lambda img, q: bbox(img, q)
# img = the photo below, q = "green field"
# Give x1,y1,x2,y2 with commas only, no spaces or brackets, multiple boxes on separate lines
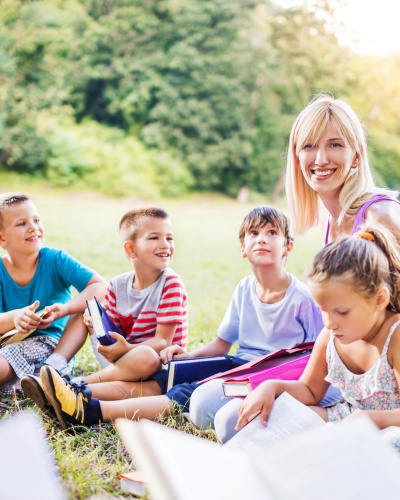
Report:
0,190,324,498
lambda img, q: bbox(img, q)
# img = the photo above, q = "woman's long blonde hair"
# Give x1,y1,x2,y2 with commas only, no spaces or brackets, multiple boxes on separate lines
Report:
285,93,397,235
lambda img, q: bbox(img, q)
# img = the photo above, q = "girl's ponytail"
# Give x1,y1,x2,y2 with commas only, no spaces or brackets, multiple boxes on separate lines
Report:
360,225,400,312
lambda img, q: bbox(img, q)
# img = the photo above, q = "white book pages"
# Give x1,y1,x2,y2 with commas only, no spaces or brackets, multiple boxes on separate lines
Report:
0,411,67,500
255,415,400,500
116,418,273,500
225,391,326,455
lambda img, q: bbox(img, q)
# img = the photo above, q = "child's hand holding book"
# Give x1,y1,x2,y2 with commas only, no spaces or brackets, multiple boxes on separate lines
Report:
97,332,131,363
83,307,93,332
236,379,280,430
14,300,45,334
160,344,188,364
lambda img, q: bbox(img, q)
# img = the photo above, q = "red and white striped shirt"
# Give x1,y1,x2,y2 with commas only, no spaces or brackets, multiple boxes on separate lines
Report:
105,267,188,349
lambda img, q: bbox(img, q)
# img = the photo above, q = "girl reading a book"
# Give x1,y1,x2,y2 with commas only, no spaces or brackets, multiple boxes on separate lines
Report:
236,225,400,452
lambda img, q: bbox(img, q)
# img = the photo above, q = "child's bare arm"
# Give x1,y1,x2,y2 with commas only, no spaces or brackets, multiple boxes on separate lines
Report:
161,337,232,363
98,322,178,364
40,273,107,328
236,331,331,430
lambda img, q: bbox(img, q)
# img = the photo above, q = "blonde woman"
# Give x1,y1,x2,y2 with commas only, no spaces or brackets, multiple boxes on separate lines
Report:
285,93,400,242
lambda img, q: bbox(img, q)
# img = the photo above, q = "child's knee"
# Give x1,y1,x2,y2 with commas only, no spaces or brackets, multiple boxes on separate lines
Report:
214,398,242,444
126,345,161,373
0,355,16,383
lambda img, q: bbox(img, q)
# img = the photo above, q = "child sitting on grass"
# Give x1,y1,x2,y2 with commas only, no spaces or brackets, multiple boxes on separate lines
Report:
23,205,336,432
235,225,400,453
0,192,107,392
22,206,188,425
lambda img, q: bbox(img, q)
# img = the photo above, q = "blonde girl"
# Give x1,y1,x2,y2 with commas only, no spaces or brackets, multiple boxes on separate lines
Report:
236,225,400,451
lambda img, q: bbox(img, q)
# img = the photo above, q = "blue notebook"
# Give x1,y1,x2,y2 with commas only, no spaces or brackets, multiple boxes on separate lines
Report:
86,296,123,346
166,355,233,391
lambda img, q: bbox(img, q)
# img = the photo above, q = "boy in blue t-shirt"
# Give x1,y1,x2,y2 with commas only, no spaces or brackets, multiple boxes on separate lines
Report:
23,205,339,432
0,193,107,392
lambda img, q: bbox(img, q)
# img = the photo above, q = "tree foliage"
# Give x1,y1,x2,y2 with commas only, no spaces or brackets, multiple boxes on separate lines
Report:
1,0,400,196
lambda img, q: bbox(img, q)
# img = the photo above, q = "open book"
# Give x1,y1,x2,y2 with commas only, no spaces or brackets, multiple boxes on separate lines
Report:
222,354,310,397
0,411,67,500
86,296,123,346
0,308,49,348
116,393,400,500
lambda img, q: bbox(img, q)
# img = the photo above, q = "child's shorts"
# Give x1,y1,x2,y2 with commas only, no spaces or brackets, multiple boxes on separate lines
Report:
147,356,248,412
0,336,58,394
145,369,197,411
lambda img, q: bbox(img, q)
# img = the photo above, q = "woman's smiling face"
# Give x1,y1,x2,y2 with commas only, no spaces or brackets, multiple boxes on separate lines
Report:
298,122,358,199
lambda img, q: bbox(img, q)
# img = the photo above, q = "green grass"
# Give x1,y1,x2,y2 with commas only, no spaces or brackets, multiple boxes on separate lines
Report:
0,188,324,499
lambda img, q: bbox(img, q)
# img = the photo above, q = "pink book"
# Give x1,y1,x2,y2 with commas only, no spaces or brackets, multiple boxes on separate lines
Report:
222,354,311,397
197,341,314,386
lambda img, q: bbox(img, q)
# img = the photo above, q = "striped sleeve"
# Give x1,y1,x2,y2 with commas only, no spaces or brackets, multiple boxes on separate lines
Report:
104,281,123,331
157,274,188,348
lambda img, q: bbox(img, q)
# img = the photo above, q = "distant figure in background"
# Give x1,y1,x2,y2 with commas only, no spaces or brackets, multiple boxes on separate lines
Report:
285,93,400,243
0,192,107,392
236,225,400,453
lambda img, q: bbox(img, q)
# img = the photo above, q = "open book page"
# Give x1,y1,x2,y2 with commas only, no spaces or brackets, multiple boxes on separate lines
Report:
255,415,400,500
225,391,326,455
116,418,273,500
0,411,67,500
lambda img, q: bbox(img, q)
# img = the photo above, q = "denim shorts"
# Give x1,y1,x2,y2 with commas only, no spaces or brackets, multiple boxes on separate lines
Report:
148,356,247,411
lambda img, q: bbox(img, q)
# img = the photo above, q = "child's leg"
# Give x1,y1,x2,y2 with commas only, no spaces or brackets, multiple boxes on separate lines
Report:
82,345,161,384
100,395,174,422
189,378,234,430
0,355,17,384
34,365,173,428
89,379,162,401
51,312,87,361
213,397,243,443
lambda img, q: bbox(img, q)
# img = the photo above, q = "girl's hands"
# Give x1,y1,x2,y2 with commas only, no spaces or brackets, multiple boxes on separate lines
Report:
235,380,278,431
98,332,130,363
14,300,42,333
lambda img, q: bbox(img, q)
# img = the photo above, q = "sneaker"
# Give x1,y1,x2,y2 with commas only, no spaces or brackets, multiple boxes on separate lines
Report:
40,365,93,430
21,375,56,420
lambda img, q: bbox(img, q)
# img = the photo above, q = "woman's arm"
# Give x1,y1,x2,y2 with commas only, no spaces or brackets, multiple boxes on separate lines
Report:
366,201,400,245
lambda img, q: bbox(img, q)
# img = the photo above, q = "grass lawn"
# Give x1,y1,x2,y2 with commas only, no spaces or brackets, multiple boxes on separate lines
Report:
0,189,324,499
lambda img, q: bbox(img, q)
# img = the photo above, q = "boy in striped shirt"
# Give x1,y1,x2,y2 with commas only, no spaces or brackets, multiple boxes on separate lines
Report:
22,207,188,424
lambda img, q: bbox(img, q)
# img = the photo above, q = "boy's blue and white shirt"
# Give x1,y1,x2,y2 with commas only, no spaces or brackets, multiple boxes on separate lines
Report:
0,247,95,341
217,274,324,361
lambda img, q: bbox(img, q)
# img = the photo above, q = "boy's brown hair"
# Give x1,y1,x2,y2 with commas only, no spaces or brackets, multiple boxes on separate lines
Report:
119,207,170,242
239,205,293,246
0,193,30,230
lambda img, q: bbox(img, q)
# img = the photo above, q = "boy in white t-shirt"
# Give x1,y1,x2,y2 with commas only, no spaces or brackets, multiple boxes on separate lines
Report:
22,206,336,431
